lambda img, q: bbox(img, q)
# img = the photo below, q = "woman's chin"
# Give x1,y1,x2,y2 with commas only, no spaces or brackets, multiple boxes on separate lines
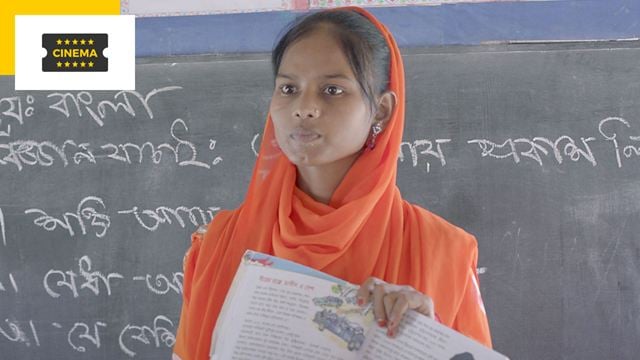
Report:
287,154,321,167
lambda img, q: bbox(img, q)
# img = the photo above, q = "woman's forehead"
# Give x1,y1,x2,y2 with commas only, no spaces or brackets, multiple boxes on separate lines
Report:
276,72,354,83
278,30,356,81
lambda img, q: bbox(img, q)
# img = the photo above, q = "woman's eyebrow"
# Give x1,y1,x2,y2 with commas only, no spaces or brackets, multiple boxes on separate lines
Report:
276,73,354,82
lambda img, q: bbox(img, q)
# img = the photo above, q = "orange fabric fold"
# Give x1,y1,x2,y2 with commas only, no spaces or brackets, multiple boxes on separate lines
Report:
173,6,492,359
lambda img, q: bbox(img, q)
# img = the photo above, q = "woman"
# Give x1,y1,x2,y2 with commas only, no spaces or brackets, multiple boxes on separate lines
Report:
173,6,491,359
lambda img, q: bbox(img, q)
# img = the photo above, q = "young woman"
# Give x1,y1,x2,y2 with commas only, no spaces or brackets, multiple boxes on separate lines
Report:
173,6,491,359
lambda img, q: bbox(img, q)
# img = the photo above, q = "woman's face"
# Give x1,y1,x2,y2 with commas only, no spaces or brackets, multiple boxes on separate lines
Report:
269,26,373,168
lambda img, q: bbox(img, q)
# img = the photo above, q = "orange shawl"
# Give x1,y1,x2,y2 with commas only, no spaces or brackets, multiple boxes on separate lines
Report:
173,6,491,359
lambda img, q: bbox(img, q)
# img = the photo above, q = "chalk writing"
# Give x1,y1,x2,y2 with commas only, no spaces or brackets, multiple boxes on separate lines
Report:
0,207,5,246
67,321,107,352
118,315,176,358
117,205,219,231
251,133,260,156
467,135,597,167
0,119,216,171
399,139,451,172
132,272,183,295
0,140,69,170
97,118,214,168
47,87,181,126
209,139,223,165
43,255,123,298
466,117,640,168
0,273,18,293
0,95,35,137
0,319,39,347
25,196,110,238
250,133,282,162
598,117,640,168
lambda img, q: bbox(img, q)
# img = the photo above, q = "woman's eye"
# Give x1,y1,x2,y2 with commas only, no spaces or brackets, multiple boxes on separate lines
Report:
324,86,344,96
278,84,343,96
279,84,295,95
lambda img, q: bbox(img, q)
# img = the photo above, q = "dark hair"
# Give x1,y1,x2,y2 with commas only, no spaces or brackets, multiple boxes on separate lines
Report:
271,9,391,115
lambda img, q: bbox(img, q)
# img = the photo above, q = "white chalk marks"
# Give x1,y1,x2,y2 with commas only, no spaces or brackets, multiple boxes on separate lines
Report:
25,196,110,238
0,95,35,137
43,256,123,298
467,117,640,169
2,317,175,357
598,117,640,168
1,119,222,171
47,87,182,127
24,195,219,237
399,138,451,173
0,319,39,347
0,207,6,246
0,273,18,293
132,273,183,295
118,315,176,357
252,117,640,171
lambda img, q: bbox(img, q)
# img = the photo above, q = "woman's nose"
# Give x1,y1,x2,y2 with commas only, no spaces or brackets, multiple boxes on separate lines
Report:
294,107,320,119
293,92,321,119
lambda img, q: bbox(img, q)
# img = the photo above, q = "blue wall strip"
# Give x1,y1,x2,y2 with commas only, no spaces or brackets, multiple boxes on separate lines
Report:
136,0,640,57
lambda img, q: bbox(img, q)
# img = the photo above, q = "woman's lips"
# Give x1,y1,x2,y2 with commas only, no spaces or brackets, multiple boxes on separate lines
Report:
291,129,321,144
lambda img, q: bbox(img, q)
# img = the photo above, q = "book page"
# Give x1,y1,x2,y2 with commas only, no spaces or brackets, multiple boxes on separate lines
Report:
360,310,508,360
211,251,508,360
211,262,376,360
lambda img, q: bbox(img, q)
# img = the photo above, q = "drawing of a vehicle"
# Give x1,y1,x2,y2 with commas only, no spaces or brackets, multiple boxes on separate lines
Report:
313,309,365,351
243,253,274,267
344,295,358,305
313,296,344,308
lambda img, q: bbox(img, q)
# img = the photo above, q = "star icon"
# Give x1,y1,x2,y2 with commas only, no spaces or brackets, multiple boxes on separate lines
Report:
64,61,70,67
72,61,78,67
72,39,78,45
64,39,70,45
80,61,86,67
88,61,94,67
80,39,86,45
56,61,62,67
88,39,94,45
56,39,62,45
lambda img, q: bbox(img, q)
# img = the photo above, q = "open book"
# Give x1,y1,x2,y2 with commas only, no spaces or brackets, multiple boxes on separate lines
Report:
211,250,509,360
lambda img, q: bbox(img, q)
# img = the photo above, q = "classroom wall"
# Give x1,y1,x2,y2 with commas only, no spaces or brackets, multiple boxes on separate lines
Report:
134,0,640,57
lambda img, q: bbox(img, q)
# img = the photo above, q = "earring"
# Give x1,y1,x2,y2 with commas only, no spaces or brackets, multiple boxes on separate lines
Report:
366,122,383,150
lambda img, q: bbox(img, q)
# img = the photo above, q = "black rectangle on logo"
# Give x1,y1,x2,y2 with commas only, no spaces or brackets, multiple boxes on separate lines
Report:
42,33,108,72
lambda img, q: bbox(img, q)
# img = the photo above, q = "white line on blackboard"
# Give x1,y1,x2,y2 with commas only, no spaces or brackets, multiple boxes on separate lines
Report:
9,273,18,293
0,207,5,246
251,133,260,156
29,320,40,347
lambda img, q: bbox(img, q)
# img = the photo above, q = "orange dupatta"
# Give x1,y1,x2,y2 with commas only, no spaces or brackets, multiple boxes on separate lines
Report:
173,6,492,359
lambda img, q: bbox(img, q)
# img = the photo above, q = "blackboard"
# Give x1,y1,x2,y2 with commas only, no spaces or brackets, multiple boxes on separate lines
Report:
2,42,639,359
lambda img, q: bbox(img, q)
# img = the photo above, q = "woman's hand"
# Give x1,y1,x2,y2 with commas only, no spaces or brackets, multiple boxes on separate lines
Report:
356,277,435,338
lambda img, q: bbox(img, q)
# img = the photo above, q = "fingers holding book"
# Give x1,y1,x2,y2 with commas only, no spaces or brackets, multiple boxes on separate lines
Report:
356,276,435,339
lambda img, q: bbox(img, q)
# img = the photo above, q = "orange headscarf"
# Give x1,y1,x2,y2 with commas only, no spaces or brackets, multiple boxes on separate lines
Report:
173,6,491,359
